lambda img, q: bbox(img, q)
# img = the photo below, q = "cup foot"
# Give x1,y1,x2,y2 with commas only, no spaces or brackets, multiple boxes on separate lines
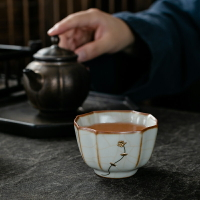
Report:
94,169,138,179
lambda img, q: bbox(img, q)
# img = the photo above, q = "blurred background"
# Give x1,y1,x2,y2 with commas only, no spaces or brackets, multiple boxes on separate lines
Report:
1,0,200,112
0,0,155,46
0,0,154,101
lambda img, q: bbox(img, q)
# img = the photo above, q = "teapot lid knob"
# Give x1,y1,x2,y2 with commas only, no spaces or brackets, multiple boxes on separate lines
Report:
33,35,78,61
51,35,59,45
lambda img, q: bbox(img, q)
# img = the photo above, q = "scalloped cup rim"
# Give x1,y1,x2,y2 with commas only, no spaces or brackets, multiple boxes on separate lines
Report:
74,110,158,134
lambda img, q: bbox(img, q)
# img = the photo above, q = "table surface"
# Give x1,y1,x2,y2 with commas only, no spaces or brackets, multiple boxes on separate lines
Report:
0,106,199,200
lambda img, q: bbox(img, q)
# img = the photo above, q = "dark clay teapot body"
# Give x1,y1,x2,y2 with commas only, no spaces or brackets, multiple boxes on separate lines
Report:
23,36,90,113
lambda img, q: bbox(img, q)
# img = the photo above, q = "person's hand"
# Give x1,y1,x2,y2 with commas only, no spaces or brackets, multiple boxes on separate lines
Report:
48,9,134,62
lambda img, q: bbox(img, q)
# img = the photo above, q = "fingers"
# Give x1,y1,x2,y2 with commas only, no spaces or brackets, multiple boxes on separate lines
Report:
47,8,134,62
47,9,100,36
74,29,94,48
58,28,94,51
59,29,76,50
75,37,109,62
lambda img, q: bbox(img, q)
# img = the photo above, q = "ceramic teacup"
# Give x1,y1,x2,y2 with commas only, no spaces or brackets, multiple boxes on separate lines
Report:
74,110,158,178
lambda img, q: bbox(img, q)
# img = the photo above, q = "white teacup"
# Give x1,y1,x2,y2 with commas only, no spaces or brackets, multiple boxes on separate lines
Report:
74,110,158,179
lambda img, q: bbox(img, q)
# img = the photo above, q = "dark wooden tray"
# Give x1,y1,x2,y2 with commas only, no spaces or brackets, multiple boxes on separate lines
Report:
0,91,139,138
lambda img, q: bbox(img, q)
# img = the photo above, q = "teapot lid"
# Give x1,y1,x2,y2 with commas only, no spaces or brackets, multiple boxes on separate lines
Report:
33,36,78,62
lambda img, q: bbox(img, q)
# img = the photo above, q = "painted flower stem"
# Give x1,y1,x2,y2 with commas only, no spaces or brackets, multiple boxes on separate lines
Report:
101,142,127,177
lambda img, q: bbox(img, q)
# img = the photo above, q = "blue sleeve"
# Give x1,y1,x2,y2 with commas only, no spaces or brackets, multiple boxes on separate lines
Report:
114,0,200,102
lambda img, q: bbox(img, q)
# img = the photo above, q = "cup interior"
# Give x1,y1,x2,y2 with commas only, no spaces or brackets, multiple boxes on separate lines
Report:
75,110,157,131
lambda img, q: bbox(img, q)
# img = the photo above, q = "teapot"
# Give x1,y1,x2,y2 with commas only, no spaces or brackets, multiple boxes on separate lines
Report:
23,36,90,114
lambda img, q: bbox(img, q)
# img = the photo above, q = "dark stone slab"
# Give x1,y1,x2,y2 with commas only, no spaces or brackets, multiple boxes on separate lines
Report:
0,106,199,200
0,92,139,138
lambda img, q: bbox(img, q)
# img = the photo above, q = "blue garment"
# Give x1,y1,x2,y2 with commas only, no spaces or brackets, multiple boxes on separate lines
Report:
112,0,200,102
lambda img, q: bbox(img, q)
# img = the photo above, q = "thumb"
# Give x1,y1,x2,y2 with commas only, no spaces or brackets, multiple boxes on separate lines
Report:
75,38,109,62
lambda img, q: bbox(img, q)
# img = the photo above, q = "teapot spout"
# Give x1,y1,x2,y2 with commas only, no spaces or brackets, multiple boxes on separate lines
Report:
23,68,43,91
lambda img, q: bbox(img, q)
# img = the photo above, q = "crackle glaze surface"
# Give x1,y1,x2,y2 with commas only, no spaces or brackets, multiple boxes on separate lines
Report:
74,111,158,178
